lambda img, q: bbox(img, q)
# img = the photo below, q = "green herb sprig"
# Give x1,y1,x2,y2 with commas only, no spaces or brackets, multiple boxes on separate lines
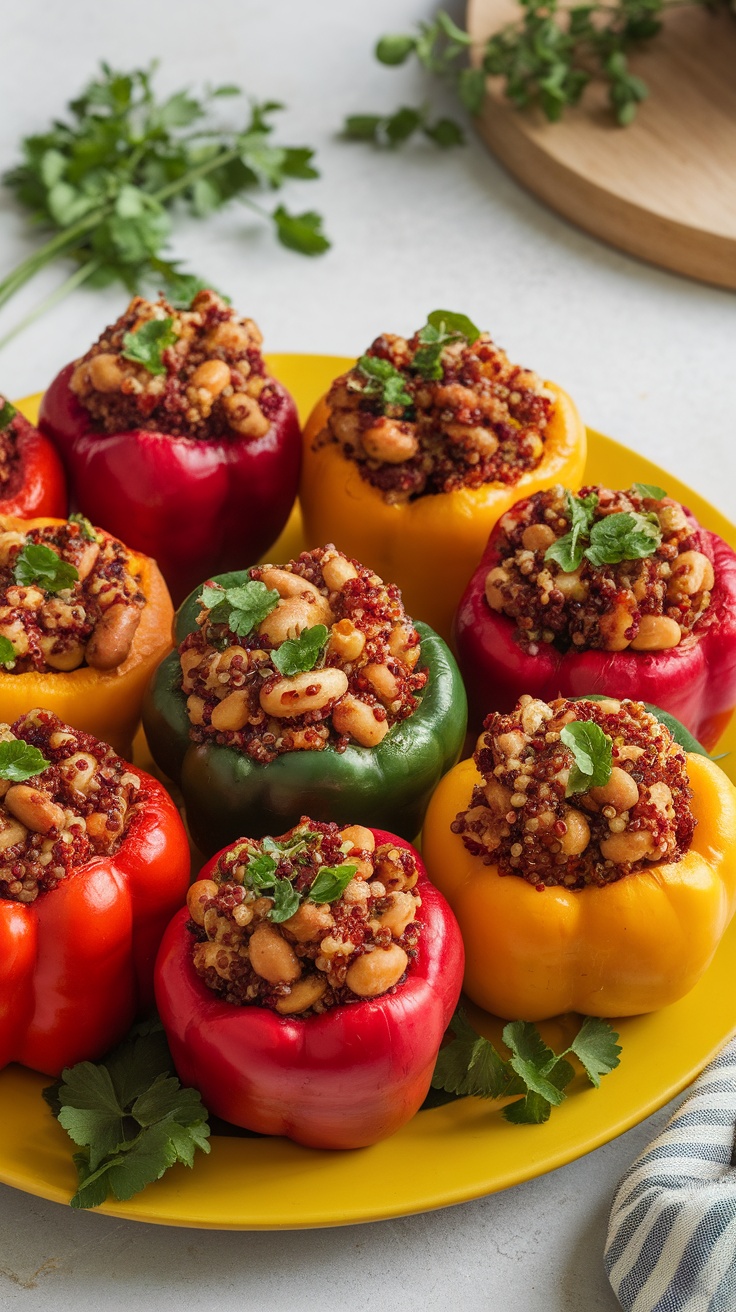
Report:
272,624,329,676
0,63,329,349
69,512,102,543
544,492,662,573
432,1010,621,1124
14,543,79,594
43,1019,210,1209
0,399,17,430
0,739,49,780
411,309,481,380
122,317,177,375
200,579,279,638
560,720,613,796
351,355,413,412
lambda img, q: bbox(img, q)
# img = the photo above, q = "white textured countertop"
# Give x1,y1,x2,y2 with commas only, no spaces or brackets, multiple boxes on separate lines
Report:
0,2,733,1308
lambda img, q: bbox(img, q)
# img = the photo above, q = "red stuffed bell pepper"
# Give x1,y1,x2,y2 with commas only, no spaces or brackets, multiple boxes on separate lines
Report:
0,395,66,518
39,290,300,605
155,820,464,1150
0,708,190,1077
454,483,736,750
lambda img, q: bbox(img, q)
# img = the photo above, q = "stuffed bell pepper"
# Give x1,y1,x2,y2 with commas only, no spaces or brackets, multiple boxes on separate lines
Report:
423,694,736,1020
143,545,466,853
39,289,301,605
155,819,464,1149
300,310,586,639
454,483,736,750
0,708,190,1076
0,513,172,757
0,396,66,519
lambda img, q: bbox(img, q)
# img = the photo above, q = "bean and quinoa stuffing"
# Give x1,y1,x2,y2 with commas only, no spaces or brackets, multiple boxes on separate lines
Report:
186,819,422,1015
452,695,695,890
0,398,25,494
180,546,428,761
0,709,144,904
0,518,144,673
321,320,553,503
69,290,280,441
485,484,715,654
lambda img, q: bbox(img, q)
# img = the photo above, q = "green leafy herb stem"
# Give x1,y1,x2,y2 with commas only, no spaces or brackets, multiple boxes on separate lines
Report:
560,720,613,796
352,355,413,413
14,543,79,594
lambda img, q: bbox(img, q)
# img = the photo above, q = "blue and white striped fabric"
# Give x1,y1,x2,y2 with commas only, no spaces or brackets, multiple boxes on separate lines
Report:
605,1037,736,1311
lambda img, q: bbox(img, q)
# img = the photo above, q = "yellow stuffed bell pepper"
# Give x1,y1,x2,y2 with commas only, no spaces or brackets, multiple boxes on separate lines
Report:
422,695,736,1020
300,312,586,639
0,514,172,757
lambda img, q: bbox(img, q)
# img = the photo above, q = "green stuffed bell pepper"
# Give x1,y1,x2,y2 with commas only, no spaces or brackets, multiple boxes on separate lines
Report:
143,546,467,854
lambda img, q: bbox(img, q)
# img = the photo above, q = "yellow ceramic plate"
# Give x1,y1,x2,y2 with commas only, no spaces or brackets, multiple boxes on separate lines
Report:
2,355,735,1230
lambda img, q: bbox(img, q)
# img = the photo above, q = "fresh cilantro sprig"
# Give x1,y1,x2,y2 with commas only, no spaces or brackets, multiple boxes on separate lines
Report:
309,864,359,903
344,106,465,149
0,739,49,780
200,579,279,638
0,63,329,349
432,1010,621,1124
0,637,16,669
14,543,79,593
631,482,666,500
43,1019,210,1210
544,494,662,573
411,308,481,380
272,624,328,676
239,842,358,921
122,317,177,375
560,721,613,796
0,399,17,429
352,355,413,413
69,512,102,543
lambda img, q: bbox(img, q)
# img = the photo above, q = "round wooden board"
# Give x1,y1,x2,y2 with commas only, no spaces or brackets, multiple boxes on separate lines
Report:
467,0,736,288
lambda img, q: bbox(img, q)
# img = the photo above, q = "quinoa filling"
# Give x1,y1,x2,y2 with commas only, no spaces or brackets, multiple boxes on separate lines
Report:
321,317,553,503
0,398,23,494
0,709,144,904
452,696,695,889
0,519,144,673
180,546,428,762
485,485,715,654
187,819,422,1015
70,290,280,441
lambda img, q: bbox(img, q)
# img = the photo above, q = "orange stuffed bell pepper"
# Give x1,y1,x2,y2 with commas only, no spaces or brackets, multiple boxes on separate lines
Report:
0,708,190,1076
422,693,736,1020
0,514,172,757
301,311,585,639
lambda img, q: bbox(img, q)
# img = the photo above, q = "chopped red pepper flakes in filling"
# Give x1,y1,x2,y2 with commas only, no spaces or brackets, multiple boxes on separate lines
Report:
180,546,428,762
0,400,21,493
187,819,422,1015
486,485,715,654
452,696,695,889
70,290,280,441
0,520,144,674
0,709,145,904
322,330,552,503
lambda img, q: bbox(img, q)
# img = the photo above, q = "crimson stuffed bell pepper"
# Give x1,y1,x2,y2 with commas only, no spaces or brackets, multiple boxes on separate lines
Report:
39,290,301,605
0,395,66,518
454,483,736,750
155,820,464,1149
0,708,190,1077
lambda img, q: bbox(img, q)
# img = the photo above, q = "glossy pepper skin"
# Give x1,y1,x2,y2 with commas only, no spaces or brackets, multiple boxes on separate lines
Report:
0,515,173,758
155,832,464,1149
454,512,736,751
0,404,66,519
422,729,736,1021
0,767,190,1077
300,383,586,641
143,574,467,854
39,362,302,606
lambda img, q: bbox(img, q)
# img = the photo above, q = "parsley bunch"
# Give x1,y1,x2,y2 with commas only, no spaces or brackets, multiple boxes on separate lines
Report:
433,1010,621,1124
346,2,725,139
235,829,358,923
0,63,329,349
544,490,662,573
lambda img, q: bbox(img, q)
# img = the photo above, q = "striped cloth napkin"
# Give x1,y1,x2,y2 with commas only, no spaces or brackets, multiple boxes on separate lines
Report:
604,1037,736,1311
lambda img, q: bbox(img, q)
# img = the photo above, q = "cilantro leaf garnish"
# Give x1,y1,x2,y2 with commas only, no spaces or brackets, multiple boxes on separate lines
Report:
431,1009,620,1126
43,1019,210,1209
272,206,330,256
243,853,279,889
631,482,666,500
309,864,359,903
411,308,482,380
0,739,49,781
354,355,413,412
0,399,17,430
269,879,301,923
272,624,328,676
584,511,662,567
560,720,613,796
0,636,16,668
200,579,279,638
14,543,79,594
122,317,177,375
544,491,598,573
69,512,102,543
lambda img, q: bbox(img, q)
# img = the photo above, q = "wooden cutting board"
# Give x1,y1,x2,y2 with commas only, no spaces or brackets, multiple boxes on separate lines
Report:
467,0,736,289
